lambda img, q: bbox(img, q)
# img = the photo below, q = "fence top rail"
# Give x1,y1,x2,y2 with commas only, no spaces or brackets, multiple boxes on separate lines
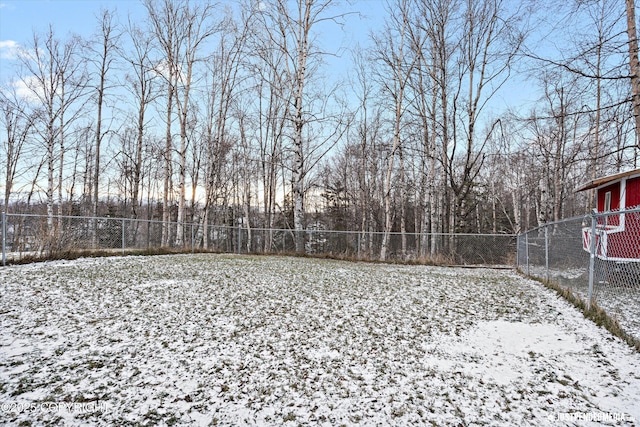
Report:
4,213,173,226
595,206,640,215
255,227,516,237
1,212,517,238
518,206,640,238
520,215,588,237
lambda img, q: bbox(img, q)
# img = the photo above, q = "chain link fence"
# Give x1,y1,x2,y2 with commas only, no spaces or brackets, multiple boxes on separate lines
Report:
517,207,640,343
4,210,638,342
1,212,516,266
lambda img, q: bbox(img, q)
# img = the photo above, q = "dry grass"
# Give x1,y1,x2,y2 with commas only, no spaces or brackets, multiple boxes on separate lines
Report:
524,272,640,353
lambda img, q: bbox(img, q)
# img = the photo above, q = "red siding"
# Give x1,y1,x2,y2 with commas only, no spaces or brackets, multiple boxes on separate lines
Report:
587,171,640,261
597,182,621,226
597,183,621,211
626,176,640,208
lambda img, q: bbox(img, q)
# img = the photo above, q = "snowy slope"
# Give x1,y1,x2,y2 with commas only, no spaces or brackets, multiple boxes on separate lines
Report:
0,254,638,426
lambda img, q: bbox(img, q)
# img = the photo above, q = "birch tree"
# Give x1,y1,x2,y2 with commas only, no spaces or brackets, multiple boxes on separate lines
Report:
19,27,87,232
414,0,458,244
446,0,521,232
246,2,292,250
371,0,419,260
408,12,440,257
260,0,348,253
88,9,120,237
123,20,158,219
173,1,218,247
349,47,384,257
199,7,251,249
144,0,180,246
0,85,36,209
625,0,640,147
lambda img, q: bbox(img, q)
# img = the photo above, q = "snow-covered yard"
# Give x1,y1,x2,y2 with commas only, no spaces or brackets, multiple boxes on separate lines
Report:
525,265,640,342
1,254,639,426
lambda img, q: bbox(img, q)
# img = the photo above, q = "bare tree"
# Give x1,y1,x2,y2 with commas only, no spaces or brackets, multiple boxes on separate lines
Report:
574,0,627,205
412,0,457,255
246,0,292,250
144,0,220,247
197,6,252,249
371,0,419,260
173,2,218,247
260,0,350,253
123,19,159,220
349,47,384,257
144,0,180,246
444,0,522,233
519,0,637,215
526,72,587,227
87,8,121,240
626,0,640,147
0,85,36,209
19,27,87,233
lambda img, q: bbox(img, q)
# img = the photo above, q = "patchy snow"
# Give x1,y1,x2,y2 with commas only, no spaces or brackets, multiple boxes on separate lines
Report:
526,265,640,341
1,254,639,426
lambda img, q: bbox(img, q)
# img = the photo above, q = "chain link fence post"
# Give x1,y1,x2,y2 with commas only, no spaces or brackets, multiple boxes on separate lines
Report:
587,210,597,310
2,212,6,266
516,233,520,270
237,225,241,254
517,210,640,344
525,232,530,276
545,225,550,283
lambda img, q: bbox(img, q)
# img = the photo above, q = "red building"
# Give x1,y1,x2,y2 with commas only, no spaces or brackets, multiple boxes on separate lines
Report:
578,168,640,262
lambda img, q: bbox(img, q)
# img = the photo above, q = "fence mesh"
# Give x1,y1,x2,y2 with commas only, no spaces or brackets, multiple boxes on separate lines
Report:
3,210,638,342
1,212,516,266
517,208,640,343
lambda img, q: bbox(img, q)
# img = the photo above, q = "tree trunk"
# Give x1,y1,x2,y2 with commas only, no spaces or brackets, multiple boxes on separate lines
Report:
399,146,407,258
291,1,312,254
162,81,174,247
626,0,640,148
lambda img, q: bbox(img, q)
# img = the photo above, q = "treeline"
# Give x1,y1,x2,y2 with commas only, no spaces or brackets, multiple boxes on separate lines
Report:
1,0,639,260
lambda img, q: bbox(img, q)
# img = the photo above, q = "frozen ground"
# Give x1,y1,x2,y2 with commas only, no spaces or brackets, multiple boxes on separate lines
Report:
1,254,639,426
525,265,640,342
